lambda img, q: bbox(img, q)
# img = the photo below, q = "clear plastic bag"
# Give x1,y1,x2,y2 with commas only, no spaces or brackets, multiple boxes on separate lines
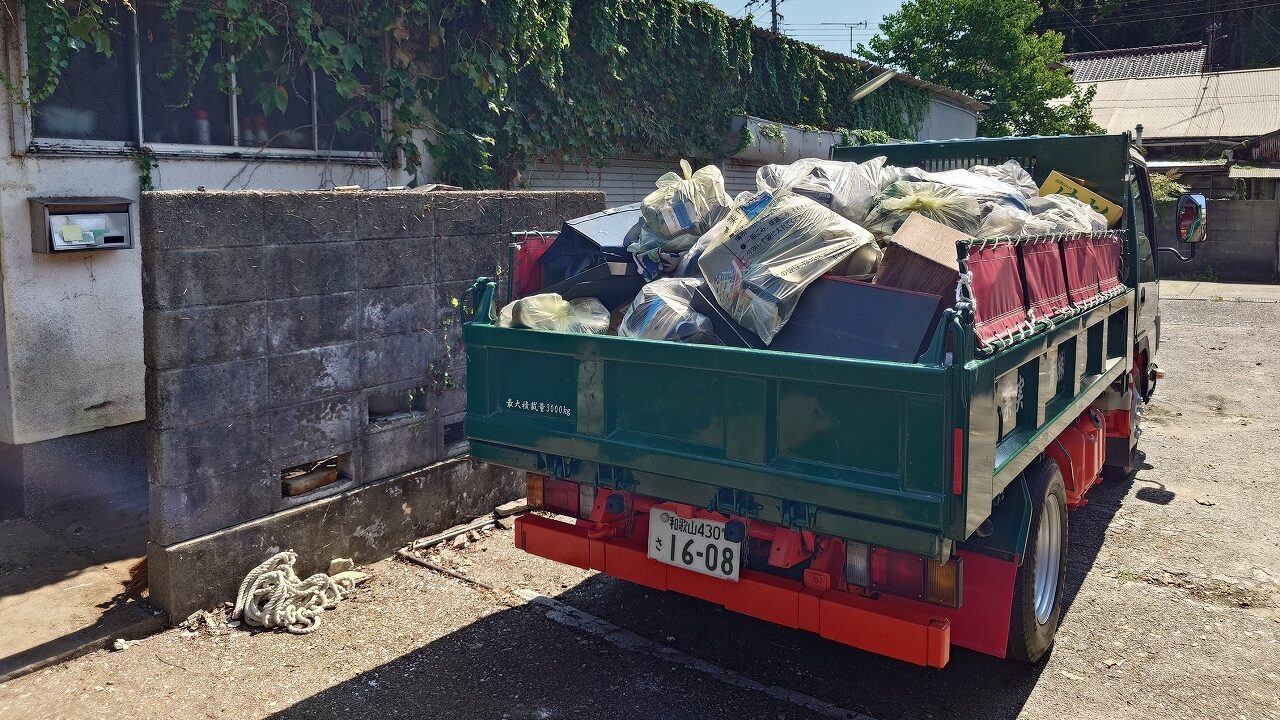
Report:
978,203,1057,237
756,156,899,223
1027,194,1109,232
619,278,721,344
924,168,1029,210
971,160,1038,199
697,192,874,344
863,181,982,240
496,293,610,334
640,159,732,244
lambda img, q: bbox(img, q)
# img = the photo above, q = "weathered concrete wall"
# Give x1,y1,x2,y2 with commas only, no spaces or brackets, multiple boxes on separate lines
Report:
148,456,520,619
1156,200,1280,282
143,188,604,616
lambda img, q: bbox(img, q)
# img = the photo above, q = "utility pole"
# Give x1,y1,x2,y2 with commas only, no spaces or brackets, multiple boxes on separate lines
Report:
820,21,870,55
746,0,784,34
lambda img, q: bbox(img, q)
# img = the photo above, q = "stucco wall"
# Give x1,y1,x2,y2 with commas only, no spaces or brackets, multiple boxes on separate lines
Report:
917,99,980,142
0,84,406,445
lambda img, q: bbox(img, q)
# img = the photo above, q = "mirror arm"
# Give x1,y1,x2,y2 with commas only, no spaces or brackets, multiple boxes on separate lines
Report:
1158,244,1197,262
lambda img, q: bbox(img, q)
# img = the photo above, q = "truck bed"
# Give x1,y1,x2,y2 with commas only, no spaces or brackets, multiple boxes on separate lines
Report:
464,279,1134,559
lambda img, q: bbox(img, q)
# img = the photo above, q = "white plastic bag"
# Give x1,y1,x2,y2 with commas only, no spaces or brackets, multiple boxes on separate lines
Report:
640,159,732,244
863,181,982,240
1027,194,1108,232
755,156,899,223
496,293,610,334
978,203,1056,238
619,278,720,344
697,192,874,343
924,168,1028,210
971,160,1038,199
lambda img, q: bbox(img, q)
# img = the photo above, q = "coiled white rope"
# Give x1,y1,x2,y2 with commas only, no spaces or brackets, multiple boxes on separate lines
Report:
232,551,366,635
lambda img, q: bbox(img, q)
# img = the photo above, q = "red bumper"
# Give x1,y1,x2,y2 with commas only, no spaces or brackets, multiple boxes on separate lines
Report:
516,512,953,668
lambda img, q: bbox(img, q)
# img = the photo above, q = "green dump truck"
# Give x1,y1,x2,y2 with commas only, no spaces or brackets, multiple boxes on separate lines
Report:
463,134,1206,667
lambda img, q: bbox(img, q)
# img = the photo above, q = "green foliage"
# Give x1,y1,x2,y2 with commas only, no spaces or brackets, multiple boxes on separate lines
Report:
1149,171,1188,202
12,0,933,188
759,123,786,152
851,128,890,145
862,0,1103,137
130,146,158,191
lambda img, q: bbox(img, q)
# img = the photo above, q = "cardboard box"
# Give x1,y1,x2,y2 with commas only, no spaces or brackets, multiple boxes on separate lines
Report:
1038,170,1124,228
872,213,966,300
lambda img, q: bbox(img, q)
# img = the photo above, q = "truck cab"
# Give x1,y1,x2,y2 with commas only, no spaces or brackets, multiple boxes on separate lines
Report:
463,133,1207,668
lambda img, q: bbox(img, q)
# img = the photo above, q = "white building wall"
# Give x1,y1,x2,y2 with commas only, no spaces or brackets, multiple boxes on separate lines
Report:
917,98,980,141
0,68,405,445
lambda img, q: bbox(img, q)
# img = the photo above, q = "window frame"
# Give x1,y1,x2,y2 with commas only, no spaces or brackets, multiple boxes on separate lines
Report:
1128,162,1159,282
16,5,384,164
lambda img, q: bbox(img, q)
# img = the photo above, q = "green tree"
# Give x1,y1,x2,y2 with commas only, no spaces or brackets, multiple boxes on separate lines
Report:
861,0,1103,136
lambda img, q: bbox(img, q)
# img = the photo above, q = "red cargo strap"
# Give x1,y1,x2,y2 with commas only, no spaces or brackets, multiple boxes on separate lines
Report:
1062,234,1100,305
1091,233,1124,294
967,242,1029,348
1020,238,1071,322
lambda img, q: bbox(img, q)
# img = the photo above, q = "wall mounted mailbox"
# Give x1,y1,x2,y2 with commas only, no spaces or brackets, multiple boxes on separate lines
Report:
30,197,134,253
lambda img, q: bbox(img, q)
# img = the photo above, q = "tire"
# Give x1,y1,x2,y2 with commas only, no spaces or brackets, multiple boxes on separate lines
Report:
1007,460,1069,664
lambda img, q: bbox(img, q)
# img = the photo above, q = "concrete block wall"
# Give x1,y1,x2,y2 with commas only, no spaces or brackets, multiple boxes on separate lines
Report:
1156,200,1279,282
142,189,604,615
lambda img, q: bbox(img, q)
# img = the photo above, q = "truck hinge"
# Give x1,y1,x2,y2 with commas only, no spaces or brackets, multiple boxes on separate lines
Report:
710,488,761,518
781,500,817,530
595,464,635,491
537,454,580,480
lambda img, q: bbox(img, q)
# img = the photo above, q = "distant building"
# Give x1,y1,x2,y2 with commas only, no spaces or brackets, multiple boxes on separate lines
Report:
1064,43,1207,83
1067,46,1280,199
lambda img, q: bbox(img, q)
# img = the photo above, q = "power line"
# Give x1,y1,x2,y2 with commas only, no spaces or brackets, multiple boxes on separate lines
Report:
1039,1,1280,30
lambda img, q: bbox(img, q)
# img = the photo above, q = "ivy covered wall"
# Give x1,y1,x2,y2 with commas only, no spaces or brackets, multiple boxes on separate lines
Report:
11,0,933,189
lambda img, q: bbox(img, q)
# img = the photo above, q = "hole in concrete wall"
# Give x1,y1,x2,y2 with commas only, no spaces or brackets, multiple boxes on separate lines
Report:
443,419,467,457
368,385,431,428
281,453,352,497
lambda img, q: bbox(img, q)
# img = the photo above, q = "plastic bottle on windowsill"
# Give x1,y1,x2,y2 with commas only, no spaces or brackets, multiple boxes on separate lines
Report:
256,116,270,145
194,109,211,145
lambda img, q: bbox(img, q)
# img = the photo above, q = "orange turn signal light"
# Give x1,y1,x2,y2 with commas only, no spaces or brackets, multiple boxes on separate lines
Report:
526,473,547,509
925,557,963,607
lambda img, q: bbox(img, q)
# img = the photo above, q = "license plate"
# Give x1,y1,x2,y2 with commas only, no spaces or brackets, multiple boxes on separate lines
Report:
647,509,741,581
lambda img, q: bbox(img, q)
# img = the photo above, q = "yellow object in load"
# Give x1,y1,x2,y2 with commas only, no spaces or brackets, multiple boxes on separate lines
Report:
1039,170,1123,228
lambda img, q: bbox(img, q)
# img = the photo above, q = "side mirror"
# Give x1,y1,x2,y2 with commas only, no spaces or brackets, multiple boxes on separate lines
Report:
1176,193,1207,244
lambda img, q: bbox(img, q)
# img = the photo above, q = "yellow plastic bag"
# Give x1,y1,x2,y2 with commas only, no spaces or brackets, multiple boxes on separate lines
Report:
496,293,609,334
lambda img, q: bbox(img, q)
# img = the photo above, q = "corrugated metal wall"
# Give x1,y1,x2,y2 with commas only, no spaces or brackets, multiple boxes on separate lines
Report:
524,157,764,206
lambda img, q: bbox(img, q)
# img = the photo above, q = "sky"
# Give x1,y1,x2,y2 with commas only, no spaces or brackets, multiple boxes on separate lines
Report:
704,0,906,57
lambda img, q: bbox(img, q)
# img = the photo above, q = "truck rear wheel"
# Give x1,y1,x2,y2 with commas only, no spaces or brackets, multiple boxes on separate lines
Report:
1007,460,1069,664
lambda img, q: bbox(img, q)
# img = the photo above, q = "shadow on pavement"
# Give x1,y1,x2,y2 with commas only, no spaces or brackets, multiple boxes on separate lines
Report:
273,464,1140,720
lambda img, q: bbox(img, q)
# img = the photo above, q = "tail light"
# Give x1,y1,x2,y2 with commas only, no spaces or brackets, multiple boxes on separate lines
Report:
526,473,590,518
845,541,962,608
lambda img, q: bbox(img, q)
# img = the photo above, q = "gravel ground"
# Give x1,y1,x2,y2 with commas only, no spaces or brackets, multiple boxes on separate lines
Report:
1,295,1278,720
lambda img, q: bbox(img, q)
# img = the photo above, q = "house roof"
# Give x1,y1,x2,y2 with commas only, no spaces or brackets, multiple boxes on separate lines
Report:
1065,43,1206,82
1083,67,1280,141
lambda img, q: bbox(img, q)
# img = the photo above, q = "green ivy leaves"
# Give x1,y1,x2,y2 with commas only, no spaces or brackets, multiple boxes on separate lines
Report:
13,0,930,189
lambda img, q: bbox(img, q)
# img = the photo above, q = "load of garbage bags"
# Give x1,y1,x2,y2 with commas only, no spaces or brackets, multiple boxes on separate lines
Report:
494,155,1118,358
